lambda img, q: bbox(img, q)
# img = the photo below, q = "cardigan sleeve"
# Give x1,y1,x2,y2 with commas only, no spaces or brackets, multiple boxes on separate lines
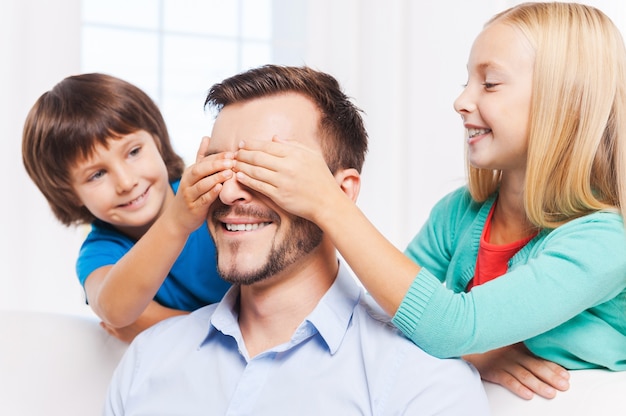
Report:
393,210,626,359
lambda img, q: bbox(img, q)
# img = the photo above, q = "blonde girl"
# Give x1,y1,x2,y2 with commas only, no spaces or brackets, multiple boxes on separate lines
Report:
232,2,626,400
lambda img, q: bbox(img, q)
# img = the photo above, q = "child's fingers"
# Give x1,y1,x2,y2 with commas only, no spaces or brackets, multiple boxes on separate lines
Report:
489,369,536,400
238,138,285,156
239,137,314,157
189,153,234,180
235,171,278,200
233,158,282,185
235,145,288,173
519,354,570,393
195,136,211,163
192,169,232,201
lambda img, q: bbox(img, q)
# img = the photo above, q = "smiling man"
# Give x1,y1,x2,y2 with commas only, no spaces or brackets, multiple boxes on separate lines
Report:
104,65,489,416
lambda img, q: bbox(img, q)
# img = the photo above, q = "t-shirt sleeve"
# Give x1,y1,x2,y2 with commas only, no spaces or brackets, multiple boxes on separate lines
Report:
75,223,134,288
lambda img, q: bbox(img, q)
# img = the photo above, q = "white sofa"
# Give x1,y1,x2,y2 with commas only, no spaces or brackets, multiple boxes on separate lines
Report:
0,309,127,415
1,309,624,415
485,369,626,415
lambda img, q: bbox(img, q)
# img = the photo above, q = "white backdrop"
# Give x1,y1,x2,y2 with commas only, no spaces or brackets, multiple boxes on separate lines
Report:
1,0,624,316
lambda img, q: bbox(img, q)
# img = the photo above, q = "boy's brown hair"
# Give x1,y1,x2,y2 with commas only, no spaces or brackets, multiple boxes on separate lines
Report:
23,73,185,226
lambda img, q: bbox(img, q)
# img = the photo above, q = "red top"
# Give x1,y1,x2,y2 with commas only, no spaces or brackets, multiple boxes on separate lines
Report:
467,204,536,291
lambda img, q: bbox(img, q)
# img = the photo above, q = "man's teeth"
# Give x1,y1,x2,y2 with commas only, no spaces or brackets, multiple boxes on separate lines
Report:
468,128,491,138
225,222,270,232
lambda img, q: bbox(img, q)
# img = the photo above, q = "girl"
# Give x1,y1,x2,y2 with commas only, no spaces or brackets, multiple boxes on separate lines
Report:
231,2,626,400
23,73,232,342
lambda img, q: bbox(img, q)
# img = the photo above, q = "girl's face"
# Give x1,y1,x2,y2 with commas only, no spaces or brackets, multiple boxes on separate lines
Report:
453,22,535,175
70,130,172,239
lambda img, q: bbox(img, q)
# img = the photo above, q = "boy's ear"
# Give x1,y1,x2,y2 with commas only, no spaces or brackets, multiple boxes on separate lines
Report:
334,168,361,202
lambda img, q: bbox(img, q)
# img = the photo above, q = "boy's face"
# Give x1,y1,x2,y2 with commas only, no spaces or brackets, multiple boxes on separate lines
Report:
69,130,171,238
205,93,325,285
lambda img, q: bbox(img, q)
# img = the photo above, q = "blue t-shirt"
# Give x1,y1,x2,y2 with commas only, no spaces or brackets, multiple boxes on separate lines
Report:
75,180,230,311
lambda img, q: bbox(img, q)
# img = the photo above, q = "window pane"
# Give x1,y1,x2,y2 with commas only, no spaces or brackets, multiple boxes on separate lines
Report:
242,0,271,39
161,95,214,164
81,27,160,97
241,42,272,69
82,0,159,29
162,35,240,162
163,0,238,36
162,36,239,92
81,0,306,164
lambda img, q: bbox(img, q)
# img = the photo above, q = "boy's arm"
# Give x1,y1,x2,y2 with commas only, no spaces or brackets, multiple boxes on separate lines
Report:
99,300,188,343
85,137,233,328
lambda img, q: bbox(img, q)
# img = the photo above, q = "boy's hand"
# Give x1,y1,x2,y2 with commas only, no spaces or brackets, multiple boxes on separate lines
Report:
169,136,233,233
233,137,340,222
464,343,570,400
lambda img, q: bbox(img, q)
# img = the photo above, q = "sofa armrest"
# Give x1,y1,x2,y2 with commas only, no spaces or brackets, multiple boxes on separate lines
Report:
485,368,626,415
0,309,128,416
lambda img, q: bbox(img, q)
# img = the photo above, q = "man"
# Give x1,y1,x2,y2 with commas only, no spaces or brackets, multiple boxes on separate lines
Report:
104,65,489,415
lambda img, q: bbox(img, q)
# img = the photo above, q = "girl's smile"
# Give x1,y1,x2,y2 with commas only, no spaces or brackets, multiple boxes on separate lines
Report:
454,22,534,174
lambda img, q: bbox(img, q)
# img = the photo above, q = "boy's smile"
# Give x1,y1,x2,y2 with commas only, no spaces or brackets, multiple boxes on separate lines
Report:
70,130,171,239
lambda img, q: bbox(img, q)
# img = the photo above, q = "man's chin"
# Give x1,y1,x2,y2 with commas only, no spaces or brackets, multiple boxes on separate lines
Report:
218,264,269,286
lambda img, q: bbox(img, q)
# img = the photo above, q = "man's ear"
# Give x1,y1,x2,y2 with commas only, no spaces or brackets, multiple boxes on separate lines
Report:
334,168,361,202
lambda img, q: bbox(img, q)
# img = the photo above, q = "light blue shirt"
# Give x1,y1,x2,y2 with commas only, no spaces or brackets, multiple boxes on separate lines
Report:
104,262,489,415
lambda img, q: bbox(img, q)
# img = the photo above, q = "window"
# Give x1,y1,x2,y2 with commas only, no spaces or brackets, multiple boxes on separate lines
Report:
81,0,306,162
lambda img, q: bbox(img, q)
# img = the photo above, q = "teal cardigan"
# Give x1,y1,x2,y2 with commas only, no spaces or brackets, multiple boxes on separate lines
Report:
393,186,626,370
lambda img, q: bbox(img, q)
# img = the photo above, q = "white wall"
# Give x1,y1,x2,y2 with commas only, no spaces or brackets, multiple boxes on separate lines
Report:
2,0,625,316
0,0,91,316
303,1,497,249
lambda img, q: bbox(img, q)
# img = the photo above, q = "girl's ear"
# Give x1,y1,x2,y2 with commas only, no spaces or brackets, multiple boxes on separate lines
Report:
334,168,361,203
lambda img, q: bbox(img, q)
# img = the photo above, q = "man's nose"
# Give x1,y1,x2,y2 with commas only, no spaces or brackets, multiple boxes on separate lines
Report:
218,175,252,205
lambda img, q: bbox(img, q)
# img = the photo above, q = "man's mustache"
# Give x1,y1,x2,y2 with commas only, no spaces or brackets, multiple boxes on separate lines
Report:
211,204,280,223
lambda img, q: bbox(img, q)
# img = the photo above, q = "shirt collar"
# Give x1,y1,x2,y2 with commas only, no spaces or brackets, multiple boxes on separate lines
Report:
202,261,362,355
304,262,361,354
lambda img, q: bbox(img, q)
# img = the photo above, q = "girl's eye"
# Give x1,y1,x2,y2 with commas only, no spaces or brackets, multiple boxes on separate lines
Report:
483,82,499,89
129,146,141,157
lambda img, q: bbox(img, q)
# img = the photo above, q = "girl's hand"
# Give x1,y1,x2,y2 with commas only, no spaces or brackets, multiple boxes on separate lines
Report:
169,136,233,233
464,343,570,400
234,137,341,222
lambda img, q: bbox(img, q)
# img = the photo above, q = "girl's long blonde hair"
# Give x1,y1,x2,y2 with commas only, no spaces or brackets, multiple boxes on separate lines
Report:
467,2,626,229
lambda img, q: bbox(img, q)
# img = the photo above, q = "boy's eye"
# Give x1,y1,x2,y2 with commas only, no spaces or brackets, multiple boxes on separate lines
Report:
88,170,105,182
129,146,141,157
483,82,499,89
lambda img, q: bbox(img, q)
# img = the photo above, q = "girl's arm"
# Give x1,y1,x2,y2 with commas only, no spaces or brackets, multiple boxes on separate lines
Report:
234,138,417,316
85,137,232,328
235,139,584,400
234,139,626,356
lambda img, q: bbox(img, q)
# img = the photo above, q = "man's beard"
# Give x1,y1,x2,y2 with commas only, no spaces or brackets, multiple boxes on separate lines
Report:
212,207,324,285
